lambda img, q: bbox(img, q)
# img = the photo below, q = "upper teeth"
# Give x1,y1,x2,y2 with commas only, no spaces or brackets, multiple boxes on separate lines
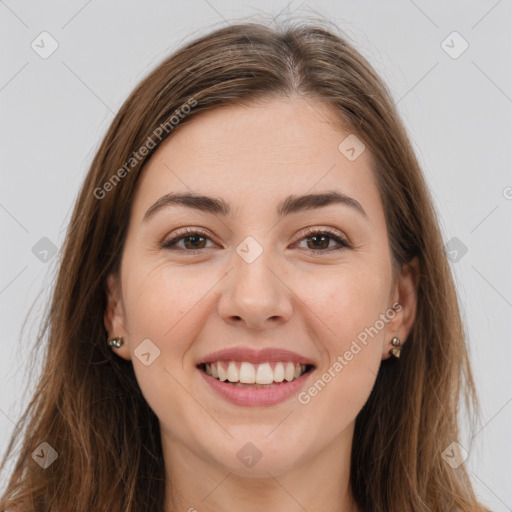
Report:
204,361,307,384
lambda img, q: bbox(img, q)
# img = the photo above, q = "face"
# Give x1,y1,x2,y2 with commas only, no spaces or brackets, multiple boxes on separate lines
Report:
105,96,418,478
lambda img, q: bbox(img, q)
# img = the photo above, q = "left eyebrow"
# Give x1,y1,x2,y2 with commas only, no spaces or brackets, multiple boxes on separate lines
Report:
142,191,369,222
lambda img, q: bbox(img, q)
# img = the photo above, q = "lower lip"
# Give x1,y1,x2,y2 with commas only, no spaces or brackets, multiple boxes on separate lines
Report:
198,367,314,407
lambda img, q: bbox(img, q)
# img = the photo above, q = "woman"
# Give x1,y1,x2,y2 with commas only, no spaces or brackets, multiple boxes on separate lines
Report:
0,18,491,512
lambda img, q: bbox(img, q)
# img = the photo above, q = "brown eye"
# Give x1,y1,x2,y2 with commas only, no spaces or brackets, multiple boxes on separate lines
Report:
162,229,214,252
296,228,351,254
307,234,331,250
181,234,208,250
161,227,351,255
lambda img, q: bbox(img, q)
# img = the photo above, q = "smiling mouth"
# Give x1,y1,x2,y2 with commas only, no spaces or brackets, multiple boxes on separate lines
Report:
198,361,315,388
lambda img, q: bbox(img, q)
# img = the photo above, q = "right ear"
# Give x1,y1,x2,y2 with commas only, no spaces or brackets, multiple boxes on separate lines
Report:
104,273,131,360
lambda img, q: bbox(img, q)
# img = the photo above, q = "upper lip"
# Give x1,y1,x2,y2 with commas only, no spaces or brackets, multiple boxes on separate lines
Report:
197,347,316,367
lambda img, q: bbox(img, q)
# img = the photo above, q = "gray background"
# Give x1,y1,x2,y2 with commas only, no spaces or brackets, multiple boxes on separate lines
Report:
1,1,511,509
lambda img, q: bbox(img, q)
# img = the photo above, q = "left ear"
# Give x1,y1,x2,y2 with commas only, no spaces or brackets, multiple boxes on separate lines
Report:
382,256,420,359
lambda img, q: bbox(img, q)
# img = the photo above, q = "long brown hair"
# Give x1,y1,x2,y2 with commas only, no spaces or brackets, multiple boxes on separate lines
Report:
0,18,491,512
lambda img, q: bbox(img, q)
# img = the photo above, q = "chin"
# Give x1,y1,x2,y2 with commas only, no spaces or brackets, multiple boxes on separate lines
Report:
202,428,309,477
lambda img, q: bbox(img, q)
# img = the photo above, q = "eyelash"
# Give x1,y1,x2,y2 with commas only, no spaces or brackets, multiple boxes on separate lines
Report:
161,226,352,255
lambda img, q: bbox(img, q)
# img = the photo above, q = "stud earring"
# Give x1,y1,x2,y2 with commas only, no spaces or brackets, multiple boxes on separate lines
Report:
108,337,123,349
390,337,401,358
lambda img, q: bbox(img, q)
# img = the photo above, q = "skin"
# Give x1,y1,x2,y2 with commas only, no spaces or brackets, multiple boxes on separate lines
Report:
104,96,419,512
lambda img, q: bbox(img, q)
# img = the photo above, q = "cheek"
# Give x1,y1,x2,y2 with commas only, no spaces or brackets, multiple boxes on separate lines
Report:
294,263,389,416
300,261,390,350
123,262,215,344
121,264,217,436
121,260,233,407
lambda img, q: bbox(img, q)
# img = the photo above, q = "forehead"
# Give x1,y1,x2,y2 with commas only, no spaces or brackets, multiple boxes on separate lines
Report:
131,97,383,224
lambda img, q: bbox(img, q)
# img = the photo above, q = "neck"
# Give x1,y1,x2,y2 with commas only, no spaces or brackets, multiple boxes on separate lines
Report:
162,423,359,512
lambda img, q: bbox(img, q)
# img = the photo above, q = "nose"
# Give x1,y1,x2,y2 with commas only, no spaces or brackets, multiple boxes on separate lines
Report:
217,246,293,330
